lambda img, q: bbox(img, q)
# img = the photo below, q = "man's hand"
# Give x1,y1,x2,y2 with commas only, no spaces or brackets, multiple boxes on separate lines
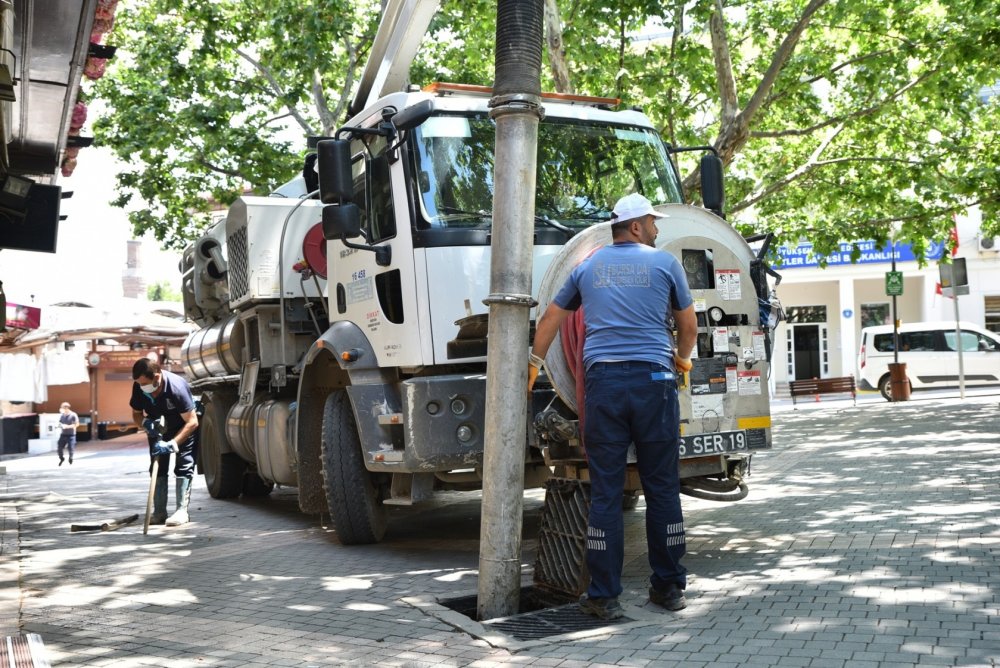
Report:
528,352,544,393
142,418,159,436
151,440,179,456
674,354,693,374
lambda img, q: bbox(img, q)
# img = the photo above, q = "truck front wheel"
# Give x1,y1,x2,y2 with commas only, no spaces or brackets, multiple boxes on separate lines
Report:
321,389,388,544
200,390,245,499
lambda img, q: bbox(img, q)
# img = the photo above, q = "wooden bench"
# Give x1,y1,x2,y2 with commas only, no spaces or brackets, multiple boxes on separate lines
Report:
788,376,857,406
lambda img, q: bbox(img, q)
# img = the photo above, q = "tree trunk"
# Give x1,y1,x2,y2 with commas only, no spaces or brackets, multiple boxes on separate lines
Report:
544,0,573,93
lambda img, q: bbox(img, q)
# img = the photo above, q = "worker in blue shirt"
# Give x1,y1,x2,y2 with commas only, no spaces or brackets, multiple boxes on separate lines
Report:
529,193,697,619
130,358,199,526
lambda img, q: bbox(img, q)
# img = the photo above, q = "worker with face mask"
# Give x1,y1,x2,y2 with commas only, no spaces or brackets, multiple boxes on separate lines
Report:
130,358,200,526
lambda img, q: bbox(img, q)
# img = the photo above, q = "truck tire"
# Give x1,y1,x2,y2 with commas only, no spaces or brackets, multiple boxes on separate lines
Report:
321,389,387,545
201,390,245,499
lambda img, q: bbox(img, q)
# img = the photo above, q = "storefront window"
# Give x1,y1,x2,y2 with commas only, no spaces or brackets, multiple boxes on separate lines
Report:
784,305,827,323
985,296,1000,334
861,303,890,328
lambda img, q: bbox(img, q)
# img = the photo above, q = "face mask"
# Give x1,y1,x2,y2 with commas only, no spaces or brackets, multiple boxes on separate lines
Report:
140,383,157,394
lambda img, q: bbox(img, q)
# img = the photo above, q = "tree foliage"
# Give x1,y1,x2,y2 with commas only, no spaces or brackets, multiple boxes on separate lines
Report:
92,0,380,249
93,0,1000,259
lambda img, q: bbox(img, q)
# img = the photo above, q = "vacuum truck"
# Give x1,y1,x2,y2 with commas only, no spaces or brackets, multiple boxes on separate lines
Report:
178,0,780,545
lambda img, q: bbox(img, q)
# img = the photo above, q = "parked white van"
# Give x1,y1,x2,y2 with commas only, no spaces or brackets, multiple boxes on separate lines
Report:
857,321,1000,400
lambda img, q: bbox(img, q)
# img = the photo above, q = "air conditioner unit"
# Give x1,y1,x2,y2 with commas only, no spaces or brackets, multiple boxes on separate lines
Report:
979,236,1000,252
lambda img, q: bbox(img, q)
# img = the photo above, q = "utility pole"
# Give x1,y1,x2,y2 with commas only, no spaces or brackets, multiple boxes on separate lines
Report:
478,0,544,620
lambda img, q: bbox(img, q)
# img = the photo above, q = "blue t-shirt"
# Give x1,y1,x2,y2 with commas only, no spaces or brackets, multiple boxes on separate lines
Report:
553,241,693,370
129,369,196,441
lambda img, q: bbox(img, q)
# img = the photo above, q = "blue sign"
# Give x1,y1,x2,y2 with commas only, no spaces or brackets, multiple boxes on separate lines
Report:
843,309,853,318
777,240,945,269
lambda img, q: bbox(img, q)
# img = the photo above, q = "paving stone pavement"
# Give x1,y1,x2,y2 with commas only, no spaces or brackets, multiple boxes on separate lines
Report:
1,394,998,667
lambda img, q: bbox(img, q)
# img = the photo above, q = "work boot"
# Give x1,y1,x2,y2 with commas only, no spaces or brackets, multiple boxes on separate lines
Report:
151,477,169,525
578,595,624,620
649,583,687,611
166,477,192,526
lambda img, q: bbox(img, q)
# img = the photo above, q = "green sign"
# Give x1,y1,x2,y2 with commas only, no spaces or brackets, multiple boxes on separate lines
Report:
885,271,904,296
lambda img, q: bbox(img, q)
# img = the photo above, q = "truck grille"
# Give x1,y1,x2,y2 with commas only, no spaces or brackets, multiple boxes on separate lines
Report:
228,225,249,303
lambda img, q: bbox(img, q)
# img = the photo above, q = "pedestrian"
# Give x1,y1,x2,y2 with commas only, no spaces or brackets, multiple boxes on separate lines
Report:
57,401,79,466
130,358,199,526
528,193,697,619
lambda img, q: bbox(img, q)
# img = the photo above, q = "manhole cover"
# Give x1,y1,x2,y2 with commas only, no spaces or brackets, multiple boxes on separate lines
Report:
484,602,634,641
407,585,659,651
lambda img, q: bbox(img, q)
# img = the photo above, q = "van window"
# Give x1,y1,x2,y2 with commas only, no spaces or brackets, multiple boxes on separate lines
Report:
944,330,1000,352
871,331,938,352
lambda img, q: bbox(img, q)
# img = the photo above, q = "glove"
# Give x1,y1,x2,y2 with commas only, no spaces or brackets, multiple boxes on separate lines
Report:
151,439,179,456
527,352,544,393
674,354,693,374
142,418,159,435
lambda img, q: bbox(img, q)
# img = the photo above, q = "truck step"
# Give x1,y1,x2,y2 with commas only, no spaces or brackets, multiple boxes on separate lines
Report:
377,413,404,425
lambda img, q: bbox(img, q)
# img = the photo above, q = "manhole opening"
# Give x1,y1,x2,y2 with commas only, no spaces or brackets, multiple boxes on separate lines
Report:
438,585,634,642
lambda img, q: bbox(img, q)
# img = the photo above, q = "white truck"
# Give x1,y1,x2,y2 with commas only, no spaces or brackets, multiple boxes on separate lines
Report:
178,0,779,544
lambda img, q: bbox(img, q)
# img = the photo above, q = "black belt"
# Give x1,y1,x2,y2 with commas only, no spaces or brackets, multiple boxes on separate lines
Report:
590,361,665,370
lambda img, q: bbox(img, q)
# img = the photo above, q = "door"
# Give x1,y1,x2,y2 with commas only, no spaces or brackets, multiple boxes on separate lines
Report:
786,324,829,380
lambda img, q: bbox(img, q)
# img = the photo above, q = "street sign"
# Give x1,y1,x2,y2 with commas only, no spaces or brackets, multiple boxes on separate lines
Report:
885,271,904,296
939,258,968,289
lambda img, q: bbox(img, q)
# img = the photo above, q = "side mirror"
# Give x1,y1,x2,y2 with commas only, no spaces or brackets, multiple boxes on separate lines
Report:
317,140,354,205
392,100,434,132
322,203,362,240
700,153,724,216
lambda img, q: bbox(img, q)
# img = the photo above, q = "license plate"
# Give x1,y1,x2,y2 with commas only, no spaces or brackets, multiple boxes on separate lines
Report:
679,430,748,457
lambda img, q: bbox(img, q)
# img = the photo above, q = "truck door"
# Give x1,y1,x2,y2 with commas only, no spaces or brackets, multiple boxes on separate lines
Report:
327,130,423,367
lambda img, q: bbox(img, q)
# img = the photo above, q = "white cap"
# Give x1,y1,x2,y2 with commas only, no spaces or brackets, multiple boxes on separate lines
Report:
611,193,667,222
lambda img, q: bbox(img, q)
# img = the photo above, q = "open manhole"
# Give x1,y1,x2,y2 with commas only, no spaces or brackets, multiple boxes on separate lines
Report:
405,585,660,651
442,586,634,641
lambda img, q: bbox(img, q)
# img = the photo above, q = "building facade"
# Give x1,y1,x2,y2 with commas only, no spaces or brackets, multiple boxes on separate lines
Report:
770,208,997,388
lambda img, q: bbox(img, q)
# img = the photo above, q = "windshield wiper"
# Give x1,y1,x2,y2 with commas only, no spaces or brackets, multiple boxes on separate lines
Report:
534,214,575,238
436,205,492,221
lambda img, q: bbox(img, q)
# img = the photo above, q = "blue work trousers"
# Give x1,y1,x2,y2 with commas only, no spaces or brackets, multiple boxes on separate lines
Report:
583,361,687,599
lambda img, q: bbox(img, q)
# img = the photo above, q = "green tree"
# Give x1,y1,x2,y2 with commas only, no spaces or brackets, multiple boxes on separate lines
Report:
147,281,182,302
92,0,380,249
527,0,1000,260
93,0,1000,259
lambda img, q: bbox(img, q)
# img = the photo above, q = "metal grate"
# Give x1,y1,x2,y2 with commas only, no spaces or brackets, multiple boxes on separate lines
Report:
484,603,633,641
228,225,249,303
533,477,590,598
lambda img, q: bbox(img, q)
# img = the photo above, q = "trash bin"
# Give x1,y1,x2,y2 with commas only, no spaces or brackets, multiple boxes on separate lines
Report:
0,414,36,454
888,362,910,401
97,421,110,440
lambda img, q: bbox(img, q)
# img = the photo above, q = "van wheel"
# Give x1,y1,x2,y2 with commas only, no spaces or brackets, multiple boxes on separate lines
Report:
878,374,911,401
321,389,388,545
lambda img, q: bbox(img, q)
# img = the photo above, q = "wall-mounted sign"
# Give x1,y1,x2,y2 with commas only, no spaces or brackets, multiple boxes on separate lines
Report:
4,303,41,330
842,309,853,319
778,239,945,269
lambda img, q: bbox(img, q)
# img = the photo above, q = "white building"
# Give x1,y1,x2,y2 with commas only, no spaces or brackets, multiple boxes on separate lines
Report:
770,207,998,387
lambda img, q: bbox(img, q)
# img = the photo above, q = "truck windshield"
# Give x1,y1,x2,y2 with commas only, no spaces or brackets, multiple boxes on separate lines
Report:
411,113,682,230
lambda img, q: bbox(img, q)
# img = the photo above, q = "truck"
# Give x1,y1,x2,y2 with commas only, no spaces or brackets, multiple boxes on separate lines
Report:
178,0,780,545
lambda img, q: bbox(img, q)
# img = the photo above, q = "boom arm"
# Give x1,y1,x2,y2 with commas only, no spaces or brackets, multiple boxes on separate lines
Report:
348,0,441,117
